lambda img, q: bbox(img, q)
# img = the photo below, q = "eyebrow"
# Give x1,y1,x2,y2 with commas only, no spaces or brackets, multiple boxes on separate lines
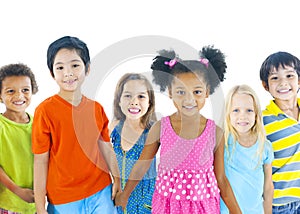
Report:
123,91,147,94
175,86,203,89
54,59,82,66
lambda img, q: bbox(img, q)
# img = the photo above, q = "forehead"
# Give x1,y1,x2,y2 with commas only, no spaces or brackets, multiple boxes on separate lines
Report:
269,64,296,75
2,75,31,85
123,79,148,91
172,72,206,86
231,93,254,106
54,48,82,63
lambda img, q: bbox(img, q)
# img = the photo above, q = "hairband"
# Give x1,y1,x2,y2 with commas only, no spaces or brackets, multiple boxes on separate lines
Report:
199,58,209,68
164,59,177,68
165,58,209,69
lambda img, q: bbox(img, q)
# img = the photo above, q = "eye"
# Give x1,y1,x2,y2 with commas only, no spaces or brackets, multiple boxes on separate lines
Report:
247,109,254,113
194,90,202,95
123,94,131,98
56,66,64,71
270,76,278,81
72,64,81,69
22,88,31,93
232,109,239,113
6,89,14,94
138,94,146,99
287,73,295,78
177,90,185,95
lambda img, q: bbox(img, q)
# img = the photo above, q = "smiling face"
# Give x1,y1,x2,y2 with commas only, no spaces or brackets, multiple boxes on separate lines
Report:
169,72,209,117
0,75,32,114
264,65,300,101
119,79,150,121
229,93,256,135
53,48,88,93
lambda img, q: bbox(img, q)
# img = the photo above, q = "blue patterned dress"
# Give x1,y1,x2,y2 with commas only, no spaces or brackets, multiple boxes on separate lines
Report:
111,120,157,214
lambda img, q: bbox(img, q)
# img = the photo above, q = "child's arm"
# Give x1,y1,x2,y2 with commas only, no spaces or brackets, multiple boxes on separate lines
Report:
98,139,121,199
0,167,34,203
114,121,161,210
263,163,274,214
34,152,49,214
214,127,242,214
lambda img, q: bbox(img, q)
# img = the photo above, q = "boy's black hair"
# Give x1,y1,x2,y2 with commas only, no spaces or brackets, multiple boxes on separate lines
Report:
260,51,300,87
47,36,90,78
151,45,226,95
0,63,38,94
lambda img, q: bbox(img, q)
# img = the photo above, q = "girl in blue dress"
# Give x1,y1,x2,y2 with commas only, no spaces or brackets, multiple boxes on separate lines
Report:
109,73,157,214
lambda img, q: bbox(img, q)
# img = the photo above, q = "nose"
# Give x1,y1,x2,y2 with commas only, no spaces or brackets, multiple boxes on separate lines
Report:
64,68,74,77
64,72,74,77
185,92,195,103
279,78,289,87
14,91,24,99
130,96,138,106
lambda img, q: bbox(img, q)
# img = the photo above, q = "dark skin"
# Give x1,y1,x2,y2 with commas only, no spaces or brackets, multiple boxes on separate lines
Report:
115,72,241,213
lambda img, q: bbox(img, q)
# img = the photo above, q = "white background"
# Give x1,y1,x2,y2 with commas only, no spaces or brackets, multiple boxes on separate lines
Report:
0,0,299,125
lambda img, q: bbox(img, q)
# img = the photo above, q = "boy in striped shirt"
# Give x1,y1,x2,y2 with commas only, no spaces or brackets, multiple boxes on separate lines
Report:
260,51,300,213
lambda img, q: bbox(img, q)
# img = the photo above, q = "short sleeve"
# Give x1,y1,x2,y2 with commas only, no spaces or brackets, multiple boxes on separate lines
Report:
263,140,274,165
95,102,110,142
32,106,51,154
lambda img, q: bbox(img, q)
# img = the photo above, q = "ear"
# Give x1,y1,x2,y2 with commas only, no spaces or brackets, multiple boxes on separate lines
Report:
262,81,269,91
85,64,91,76
205,87,210,98
168,87,172,99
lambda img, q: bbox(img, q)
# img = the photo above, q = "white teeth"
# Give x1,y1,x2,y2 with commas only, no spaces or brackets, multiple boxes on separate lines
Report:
278,89,289,93
129,108,140,113
14,101,24,105
184,106,194,109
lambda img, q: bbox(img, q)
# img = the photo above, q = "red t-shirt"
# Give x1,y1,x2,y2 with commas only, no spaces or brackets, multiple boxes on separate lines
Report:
32,95,112,205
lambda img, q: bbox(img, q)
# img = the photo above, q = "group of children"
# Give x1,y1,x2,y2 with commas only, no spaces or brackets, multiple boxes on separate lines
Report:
0,36,299,214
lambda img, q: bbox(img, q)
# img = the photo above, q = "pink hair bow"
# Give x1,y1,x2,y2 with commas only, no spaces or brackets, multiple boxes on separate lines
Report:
199,58,209,68
164,59,177,68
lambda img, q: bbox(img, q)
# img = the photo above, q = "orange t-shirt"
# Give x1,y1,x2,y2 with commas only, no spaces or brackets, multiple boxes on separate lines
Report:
32,95,112,205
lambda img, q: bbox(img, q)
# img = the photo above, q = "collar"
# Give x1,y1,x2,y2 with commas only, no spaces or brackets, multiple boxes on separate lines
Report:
266,98,300,117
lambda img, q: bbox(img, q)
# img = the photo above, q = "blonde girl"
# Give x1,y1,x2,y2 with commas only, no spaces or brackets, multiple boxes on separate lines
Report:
220,84,274,214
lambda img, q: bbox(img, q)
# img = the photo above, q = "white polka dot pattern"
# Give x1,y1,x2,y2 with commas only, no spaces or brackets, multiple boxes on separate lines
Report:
152,117,220,213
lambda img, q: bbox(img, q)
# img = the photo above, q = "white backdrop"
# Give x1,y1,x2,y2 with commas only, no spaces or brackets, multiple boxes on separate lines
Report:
0,0,299,126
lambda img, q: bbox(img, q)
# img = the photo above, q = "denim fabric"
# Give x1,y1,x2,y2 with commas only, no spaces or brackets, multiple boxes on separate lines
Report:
272,201,300,214
47,184,117,214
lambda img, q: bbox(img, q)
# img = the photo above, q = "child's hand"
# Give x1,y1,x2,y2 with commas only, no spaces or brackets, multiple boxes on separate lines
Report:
15,187,34,203
114,191,128,211
112,177,121,200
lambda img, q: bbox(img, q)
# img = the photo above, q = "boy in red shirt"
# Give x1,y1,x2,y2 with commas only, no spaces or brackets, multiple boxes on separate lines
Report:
32,36,119,214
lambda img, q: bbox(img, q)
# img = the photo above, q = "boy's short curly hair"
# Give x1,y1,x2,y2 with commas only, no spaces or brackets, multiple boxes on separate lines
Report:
0,63,38,94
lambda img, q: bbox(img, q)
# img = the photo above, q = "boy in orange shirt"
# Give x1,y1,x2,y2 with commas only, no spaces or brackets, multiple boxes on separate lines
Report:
32,36,119,214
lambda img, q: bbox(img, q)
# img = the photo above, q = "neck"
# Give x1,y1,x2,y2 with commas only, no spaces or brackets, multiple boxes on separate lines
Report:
275,98,299,120
2,111,29,124
58,91,83,106
275,97,298,110
124,118,143,130
237,132,257,147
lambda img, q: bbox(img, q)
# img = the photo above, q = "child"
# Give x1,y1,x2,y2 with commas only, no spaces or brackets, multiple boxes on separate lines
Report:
220,84,274,213
0,63,38,213
109,73,157,213
260,51,300,213
32,36,119,214
115,46,242,213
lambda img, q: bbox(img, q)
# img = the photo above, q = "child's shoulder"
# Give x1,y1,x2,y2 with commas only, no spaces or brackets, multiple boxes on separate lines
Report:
108,119,120,135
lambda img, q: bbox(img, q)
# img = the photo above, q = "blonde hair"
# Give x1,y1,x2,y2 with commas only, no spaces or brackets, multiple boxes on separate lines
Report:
224,84,266,165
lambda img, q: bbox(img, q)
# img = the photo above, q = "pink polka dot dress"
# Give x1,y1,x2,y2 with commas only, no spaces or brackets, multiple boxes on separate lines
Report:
152,116,220,214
